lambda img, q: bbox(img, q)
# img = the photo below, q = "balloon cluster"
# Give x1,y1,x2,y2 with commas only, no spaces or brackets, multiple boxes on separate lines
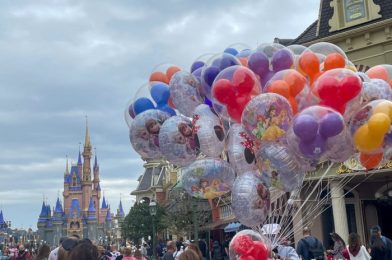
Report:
125,41,392,259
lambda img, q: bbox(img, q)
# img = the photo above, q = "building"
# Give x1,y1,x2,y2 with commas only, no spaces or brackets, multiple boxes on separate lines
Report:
274,0,392,246
37,123,125,246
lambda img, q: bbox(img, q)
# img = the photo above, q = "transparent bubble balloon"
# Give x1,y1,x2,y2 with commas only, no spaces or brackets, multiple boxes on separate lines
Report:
201,53,241,100
149,63,181,84
287,105,348,164
248,43,294,87
124,97,136,129
212,65,261,123
159,116,199,167
229,229,268,260
308,42,347,59
169,71,204,117
241,93,293,146
366,64,392,87
312,68,362,115
226,124,259,175
264,69,313,114
224,42,252,67
287,44,308,71
129,110,171,160
192,104,226,158
232,172,270,227
181,159,235,200
256,143,306,192
350,100,392,169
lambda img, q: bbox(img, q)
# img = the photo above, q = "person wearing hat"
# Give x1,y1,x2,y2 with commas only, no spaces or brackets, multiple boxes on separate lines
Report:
369,225,392,260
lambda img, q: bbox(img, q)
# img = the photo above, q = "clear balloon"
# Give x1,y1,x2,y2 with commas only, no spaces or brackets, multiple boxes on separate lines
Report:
241,93,293,146
232,172,270,227
124,98,135,129
226,124,259,175
192,104,226,158
181,159,235,200
169,71,204,117
150,63,181,84
366,64,392,87
212,65,261,123
229,230,268,260
129,110,170,160
159,116,199,167
288,105,348,164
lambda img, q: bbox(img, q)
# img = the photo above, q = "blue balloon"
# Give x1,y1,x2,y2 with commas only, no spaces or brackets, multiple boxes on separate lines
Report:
157,104,176,116
204,97,213,107
237,49,251,57
191,61,205,73
133,97,155,115
151,83,170,105
224,47,239,56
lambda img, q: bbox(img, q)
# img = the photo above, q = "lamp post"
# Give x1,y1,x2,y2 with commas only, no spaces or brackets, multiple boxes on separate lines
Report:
149,201,157,260
192,198,199,241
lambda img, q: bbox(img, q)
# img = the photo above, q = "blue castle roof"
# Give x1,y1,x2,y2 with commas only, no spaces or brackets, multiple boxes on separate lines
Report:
54,197,63,214
101,196,108,209
118,200,124,218
105,209,111,222
0,210,5,225
78,150,82,165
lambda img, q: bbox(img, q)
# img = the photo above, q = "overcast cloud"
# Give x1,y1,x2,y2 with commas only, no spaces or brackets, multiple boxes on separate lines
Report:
0,0,319,229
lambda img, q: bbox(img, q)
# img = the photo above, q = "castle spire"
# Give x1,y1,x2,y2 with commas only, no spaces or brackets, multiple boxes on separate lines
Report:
65,155,69,175
78,147,82,165
94,148,98,169
84,116,91,149
117,199,124,218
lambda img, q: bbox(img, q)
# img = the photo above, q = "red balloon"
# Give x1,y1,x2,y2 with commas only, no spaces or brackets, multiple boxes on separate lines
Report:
233,68,255,94
251,241,268,260
317,76,339,100
213,79,236,104
238,256,256,260
231,235,254,255
339,74,361,102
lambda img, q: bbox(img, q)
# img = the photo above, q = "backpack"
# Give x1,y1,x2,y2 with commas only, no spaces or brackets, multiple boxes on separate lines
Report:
302,237,324,260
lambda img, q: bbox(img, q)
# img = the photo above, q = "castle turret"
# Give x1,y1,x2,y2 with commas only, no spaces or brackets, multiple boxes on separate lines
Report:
105,208,112,231
82,119,93,214
87,197,98,240
52,197,64,246
0,210,6,229
116,200,125,219
63,157,70,198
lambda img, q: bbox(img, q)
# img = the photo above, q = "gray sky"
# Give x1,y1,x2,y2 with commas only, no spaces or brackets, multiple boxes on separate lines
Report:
0,0,319,230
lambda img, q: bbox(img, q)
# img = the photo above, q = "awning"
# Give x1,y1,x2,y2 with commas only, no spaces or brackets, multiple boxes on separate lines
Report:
224,222,241,233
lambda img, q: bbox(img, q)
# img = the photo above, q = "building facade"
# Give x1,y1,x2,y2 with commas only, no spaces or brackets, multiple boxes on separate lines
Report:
37,123,125,246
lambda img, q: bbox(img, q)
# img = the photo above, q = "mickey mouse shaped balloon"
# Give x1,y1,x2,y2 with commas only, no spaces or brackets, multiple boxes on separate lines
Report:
229,230,268,260
312,68,362,115
212,66,261,123
192,104,226,158
351,100,392,169
288,105,346,164
226,124,258,175
248,43,294,87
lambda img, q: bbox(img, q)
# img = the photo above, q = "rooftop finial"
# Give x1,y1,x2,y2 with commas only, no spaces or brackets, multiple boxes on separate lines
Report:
84,115,91,148
65,155,69,175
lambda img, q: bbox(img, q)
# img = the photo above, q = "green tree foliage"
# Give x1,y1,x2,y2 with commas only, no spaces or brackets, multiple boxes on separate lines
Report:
121,201,167,243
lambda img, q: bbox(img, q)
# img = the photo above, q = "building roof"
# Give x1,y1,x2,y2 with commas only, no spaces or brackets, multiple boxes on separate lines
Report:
292,0,392,44
131,165,165,193
88,197,96,213
0,210,5,225
54,197,63,214
101,196,108,209
117,200,124,218
105,209,111,221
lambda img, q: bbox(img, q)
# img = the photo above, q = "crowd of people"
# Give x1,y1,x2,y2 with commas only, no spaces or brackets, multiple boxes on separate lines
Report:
0,224,391,260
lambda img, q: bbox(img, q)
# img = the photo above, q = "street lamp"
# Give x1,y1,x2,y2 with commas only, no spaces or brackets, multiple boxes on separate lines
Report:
149,201,157,260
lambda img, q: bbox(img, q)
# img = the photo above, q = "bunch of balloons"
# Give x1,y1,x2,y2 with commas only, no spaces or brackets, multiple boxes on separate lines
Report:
124,41,392,260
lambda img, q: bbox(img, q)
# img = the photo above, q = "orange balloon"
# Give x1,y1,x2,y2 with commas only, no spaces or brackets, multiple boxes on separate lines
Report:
324,53,346,71
389,79,392,88
299,52,320,78
150,71,169,84
166,66,181,81
367,66,388,81
238,57,248,67
269,80,290,98
289,96,298,114
360,152,383,170
285,71,306,96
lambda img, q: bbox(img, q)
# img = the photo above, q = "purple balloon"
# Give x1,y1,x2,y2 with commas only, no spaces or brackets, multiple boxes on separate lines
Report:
299,134,326,159
192,67,203,82
319,112,343,138
191,61,205,73
128,103,136,119
219,54,239,70
204,97,213,107
271,49,293,72
260,71,275,87
203,66,221,88
248,52,269,78
293,114,319,142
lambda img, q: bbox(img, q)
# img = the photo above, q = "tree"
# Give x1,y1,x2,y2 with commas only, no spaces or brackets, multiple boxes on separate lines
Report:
166,188,211,238
121,201,167,244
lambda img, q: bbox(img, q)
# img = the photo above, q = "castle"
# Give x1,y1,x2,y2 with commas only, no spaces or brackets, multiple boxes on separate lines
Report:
37,123,125,246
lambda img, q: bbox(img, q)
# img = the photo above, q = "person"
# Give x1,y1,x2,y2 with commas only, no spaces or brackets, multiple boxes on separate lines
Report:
111,245,121,259
98,245,111,260
186,243,202,260
48,236,74,260
211,241,223,260
163,241,176,260
140,243,148,258
176,238,184,253
296,227,326,260
369,225,392,260
15,245,32,260
133,249,147,260
222,236,230,260
35,244,50,260
346,233,370,260
178,250,199,260
67,241,99,260
197,239,207,260
56,246,69,260
157,239,165,260
121,247,133,260
273,237,300,260
326,232,346,260
174,246,184,260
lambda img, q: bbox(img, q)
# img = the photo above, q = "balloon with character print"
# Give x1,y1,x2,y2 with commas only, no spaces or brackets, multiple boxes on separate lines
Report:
229,230,268,260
